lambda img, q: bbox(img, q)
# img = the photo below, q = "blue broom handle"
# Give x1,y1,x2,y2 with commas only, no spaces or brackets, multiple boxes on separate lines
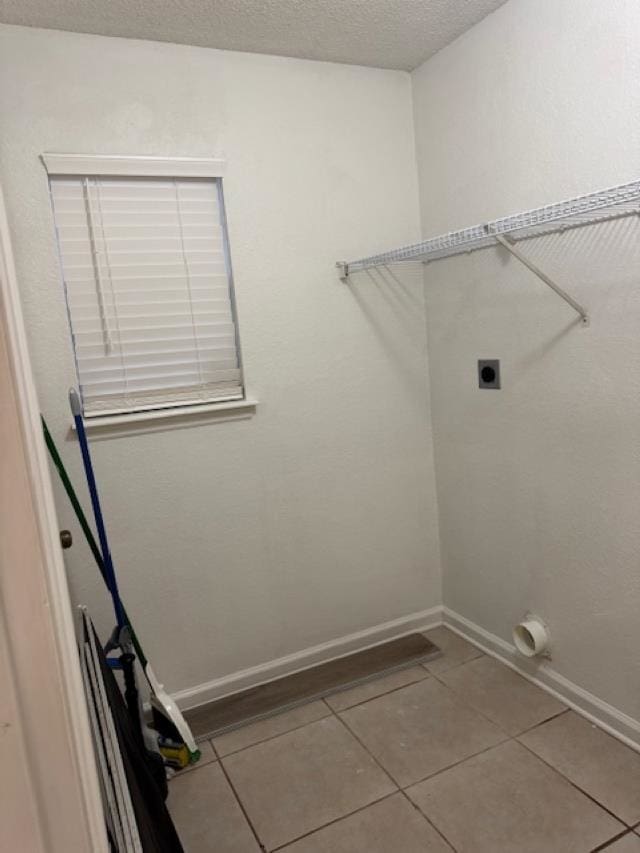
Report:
69,389,126,630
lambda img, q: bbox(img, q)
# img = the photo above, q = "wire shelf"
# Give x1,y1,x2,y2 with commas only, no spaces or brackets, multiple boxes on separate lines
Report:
338,179,640,276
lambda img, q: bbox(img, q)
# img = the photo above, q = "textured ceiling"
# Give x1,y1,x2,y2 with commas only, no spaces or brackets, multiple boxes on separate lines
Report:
0,0,507,71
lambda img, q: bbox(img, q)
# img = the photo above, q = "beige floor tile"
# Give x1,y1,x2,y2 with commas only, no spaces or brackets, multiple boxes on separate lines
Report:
168,761,260,852
213,700,330,756
280,793,452,852
519,711,640,824
438,655,566,735
407,740,622,853
423,626,483,674
340,677,506,787
173,740,216,775
223,716,395,850
604,834,640,851
325,666,429,712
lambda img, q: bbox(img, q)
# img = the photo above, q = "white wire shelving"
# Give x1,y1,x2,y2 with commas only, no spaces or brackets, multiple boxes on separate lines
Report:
337,179,640,325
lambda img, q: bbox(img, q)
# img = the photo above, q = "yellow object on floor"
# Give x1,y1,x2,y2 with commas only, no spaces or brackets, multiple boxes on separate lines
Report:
159,740,191,770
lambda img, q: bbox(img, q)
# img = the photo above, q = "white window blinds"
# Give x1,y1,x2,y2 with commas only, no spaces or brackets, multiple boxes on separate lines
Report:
49,174,243,417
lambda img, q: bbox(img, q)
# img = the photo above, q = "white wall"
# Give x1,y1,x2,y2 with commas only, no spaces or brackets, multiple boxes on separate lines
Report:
0,24,441,698
8,0,638,731
412,0,640,720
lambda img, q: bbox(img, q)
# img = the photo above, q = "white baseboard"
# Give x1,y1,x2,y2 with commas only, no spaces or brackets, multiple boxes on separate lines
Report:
173,606,443,711
170,603,640,755
443,607,640,753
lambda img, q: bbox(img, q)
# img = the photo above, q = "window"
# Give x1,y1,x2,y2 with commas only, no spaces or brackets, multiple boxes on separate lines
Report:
44,155,243,418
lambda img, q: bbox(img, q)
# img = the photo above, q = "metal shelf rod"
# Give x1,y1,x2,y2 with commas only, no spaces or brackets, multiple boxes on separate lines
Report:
494,235,588,325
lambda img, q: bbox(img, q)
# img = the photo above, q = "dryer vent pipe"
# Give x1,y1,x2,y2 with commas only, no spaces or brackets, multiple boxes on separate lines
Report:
513,615,550,658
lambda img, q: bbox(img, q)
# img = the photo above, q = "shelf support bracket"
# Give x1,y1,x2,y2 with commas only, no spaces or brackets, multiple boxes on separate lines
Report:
494,234,588,325
336,262,349,282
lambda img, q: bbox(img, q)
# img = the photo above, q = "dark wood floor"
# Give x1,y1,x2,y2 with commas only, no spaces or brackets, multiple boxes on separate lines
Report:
185,632,440,739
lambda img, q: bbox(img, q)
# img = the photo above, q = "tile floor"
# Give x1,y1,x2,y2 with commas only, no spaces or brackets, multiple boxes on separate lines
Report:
169,627,640,852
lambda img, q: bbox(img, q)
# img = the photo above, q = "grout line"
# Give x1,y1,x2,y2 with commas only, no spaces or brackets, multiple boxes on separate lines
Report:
428,670,517,738
217,756,267,852
430,664,572,739
428,662,573,743
423,651,484,676
328,701,459,852
172,760,217,777
516,738,632,828
268,791,399,852
516,706,571,736
209,706,333,758
399,788,458,852
590,828,634,851
329,709,400,788
325,668,430,713
400,738,510,792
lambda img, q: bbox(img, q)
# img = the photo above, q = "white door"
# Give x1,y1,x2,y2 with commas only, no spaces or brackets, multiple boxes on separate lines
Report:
0,185,108,852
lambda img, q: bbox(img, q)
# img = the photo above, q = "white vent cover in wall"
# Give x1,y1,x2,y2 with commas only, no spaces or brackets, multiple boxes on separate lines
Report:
46,156,243,417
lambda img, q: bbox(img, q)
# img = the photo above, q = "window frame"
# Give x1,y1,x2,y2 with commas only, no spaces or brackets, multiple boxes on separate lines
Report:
42,153,253,431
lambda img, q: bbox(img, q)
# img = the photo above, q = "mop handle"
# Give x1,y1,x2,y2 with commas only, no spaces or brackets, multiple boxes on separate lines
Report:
69,389,126,630
42,415,150,666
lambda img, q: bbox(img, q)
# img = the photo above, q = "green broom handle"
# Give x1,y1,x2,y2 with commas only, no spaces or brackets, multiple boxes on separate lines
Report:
42,416,103,566
41,415,148,669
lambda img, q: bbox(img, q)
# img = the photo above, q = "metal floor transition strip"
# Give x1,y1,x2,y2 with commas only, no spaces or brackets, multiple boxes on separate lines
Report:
184,632,441,741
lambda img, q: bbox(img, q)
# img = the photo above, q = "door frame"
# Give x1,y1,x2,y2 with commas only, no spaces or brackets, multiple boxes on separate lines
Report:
0,184,107,851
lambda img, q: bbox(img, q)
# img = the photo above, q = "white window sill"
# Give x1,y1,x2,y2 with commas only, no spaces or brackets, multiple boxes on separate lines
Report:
71,399,258,440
